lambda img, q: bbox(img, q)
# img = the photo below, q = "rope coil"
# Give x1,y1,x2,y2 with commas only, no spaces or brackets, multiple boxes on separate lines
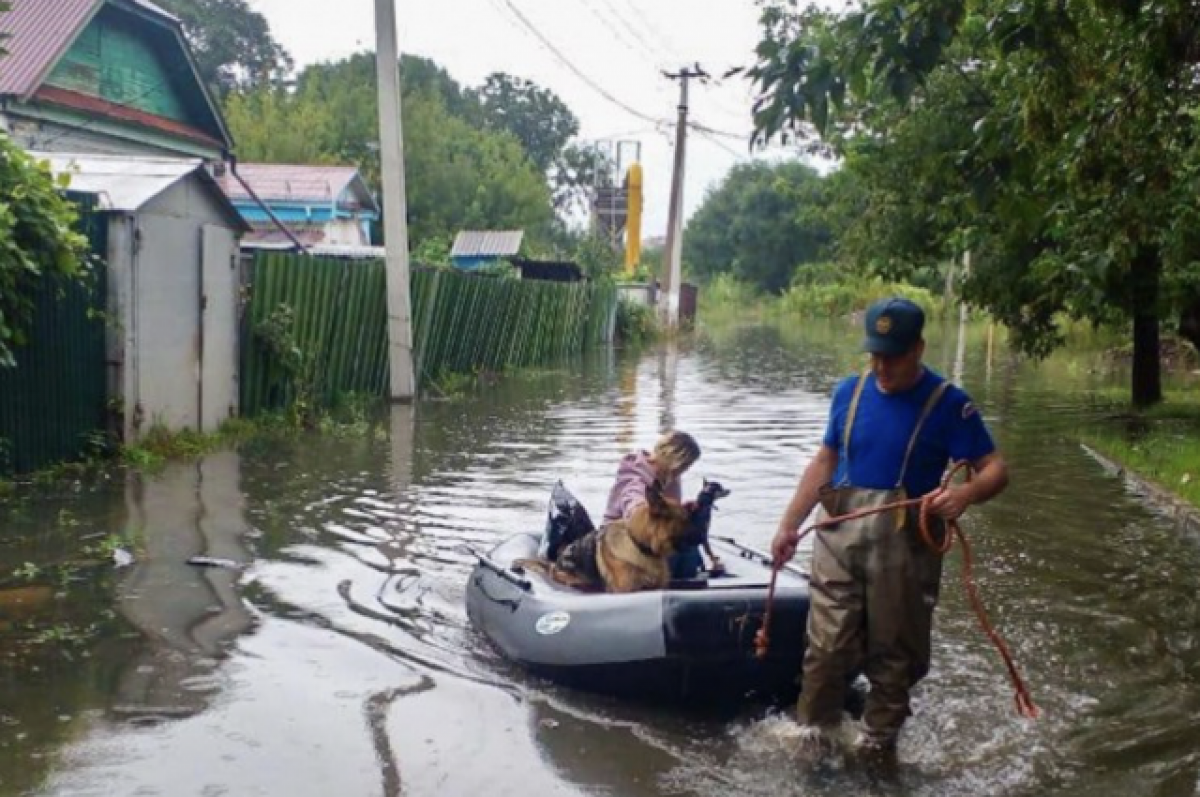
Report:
754,461,1039,720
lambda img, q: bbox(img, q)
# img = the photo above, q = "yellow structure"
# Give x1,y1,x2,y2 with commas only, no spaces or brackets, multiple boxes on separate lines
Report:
624,163,643,275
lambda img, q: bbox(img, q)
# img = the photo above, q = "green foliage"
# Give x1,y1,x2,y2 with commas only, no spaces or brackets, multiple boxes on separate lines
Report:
0,141,92,368
683,161,840,293
223,54,555,247
615,300,658,345
154,0,292,92
412,236,452,267
471,73,579,173
572,233,624,281
467,73,605,217
777,275,941,319
253,303,321,428
222,88,337,164
703,273,763,307
748,0,1200,405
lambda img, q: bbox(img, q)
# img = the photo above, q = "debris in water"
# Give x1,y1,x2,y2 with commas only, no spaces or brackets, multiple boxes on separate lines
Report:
186,556,243,570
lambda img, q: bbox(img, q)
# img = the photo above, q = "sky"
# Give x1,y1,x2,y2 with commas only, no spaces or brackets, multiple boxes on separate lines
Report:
247,0,791,239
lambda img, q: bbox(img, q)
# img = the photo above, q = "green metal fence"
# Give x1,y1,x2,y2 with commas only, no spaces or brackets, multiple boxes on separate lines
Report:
240,252,618,415
0,195,108,475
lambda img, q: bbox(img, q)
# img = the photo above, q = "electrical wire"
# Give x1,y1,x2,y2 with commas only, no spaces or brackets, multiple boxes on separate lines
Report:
494,0,663,125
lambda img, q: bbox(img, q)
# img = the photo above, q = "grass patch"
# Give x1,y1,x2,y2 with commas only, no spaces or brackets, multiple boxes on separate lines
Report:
1,394,390,490
1079,390,1200,509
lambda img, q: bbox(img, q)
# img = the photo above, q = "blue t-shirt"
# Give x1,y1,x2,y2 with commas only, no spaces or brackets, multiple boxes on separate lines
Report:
822,368,995,497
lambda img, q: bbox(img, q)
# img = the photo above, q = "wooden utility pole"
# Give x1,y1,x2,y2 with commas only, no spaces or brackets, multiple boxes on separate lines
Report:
374,0,416,401
660,64,706,328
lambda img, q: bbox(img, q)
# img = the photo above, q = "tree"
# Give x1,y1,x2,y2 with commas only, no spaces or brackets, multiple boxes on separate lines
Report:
222,54,555,246
222,88,335,165
749,0,1200,406
550,143,611,219
683,161,838,292
156,0,293,92
0,137,92,368
471,73,579,173
469,73,606,218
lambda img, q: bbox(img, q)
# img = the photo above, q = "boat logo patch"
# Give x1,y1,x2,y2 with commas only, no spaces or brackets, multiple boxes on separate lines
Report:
535,610,571,635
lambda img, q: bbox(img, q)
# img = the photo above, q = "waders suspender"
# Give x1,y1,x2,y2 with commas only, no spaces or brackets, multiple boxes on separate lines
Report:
840,369,953,490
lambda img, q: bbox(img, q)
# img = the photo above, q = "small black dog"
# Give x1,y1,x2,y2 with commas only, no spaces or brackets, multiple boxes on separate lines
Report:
689,479,731,574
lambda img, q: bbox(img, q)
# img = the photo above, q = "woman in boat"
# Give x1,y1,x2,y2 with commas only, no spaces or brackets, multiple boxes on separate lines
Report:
602,430,709,578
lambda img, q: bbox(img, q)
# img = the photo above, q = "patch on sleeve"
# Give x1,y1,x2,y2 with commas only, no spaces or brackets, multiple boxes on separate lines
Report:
961,401,979,420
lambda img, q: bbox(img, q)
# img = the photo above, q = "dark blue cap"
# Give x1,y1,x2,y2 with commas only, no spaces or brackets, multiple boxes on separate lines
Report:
863,297,925,355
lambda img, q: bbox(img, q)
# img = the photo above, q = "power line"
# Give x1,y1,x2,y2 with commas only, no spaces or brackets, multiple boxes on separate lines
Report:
495,0,662,125
573,0,658,70
694,128,745,159
595,0,663,65
687,117,749,142
613,0,681,63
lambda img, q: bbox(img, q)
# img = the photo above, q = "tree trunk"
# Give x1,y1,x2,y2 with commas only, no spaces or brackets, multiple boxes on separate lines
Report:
1131,247,1162,408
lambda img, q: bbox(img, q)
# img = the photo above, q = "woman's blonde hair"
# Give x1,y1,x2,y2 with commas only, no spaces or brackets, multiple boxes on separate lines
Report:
652,430,701,476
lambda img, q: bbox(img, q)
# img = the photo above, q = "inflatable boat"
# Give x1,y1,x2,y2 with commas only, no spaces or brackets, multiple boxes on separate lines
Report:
466,530,812,705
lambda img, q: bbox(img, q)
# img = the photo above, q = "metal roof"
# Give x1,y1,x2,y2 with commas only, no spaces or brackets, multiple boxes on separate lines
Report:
0,0,232,149
30,151,248,230
450,230,525,258
0,0,178,98
0,0,100,98
218,164,379,212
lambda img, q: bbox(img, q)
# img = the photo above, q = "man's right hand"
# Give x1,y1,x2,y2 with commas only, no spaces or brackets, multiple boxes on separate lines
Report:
771,527,800,566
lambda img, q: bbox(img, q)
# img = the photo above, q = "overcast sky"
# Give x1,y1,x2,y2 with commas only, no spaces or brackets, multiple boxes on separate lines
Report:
247,0,789,238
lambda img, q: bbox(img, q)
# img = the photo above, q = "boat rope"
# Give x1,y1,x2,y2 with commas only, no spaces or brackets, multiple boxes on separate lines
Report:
754,461,1039,719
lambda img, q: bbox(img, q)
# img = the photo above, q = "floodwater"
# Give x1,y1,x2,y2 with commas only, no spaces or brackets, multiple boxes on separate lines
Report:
3,318,1200,797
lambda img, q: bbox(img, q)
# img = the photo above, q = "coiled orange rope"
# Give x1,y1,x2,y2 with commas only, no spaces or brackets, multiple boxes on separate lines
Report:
754,461,1039,719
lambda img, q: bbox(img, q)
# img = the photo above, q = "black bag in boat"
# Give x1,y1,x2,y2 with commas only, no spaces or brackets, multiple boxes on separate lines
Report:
538,481,596,561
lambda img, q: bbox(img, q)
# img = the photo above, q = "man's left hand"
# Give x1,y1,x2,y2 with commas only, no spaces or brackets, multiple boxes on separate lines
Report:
925,485,973,520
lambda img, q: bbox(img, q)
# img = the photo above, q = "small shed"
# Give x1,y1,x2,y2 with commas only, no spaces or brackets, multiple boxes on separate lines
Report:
511,257,584,283
450,230,524,270
36,151,249,441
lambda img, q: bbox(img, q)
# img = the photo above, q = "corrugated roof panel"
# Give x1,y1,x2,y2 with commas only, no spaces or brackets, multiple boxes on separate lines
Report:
30,150,203,211
0,0,100,98
450,230,525,258
218,164,364,206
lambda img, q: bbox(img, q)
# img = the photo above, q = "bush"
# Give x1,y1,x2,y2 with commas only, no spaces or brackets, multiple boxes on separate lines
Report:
777,274,942,319
615,299,658,345
701,273,763,308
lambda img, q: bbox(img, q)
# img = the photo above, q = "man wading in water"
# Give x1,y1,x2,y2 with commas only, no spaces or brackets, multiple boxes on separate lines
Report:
771,297,1010,759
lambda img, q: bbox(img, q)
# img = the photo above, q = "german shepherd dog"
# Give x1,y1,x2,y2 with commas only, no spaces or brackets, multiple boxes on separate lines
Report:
517,480,728,594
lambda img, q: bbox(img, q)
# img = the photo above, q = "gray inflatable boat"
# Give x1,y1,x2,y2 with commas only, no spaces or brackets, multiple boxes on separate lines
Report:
466,531,812,705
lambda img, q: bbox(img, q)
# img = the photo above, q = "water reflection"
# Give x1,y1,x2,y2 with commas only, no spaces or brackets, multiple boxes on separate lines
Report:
111,453,255,721
4,321,1200,796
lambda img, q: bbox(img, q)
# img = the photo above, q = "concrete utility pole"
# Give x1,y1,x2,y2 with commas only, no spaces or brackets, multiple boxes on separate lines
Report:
660,64,706,328
374,0,416,401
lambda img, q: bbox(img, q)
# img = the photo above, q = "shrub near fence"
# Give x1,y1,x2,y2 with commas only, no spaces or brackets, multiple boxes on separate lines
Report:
240,252,618,415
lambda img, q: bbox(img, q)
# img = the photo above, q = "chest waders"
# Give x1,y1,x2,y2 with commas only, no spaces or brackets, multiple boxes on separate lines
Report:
797,371,952,743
